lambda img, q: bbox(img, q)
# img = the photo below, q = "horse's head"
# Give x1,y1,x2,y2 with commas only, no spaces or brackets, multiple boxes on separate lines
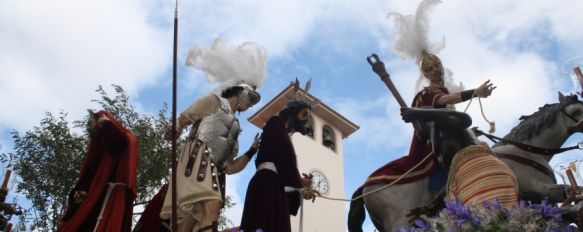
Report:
558,92,583,134
499,92,583,149
401,107,479,170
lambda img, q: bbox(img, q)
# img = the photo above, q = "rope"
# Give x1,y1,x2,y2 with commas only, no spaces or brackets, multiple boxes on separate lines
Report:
299,192,304,232
463,91,495,133
314,152,434,202
94,182,126,232
284,187,306,232
479,98,496,133
462,91,476,113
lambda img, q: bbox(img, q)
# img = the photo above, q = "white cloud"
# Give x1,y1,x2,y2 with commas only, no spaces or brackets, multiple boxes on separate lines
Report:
330,95,413,154
175,0,320,58
0,0,170,132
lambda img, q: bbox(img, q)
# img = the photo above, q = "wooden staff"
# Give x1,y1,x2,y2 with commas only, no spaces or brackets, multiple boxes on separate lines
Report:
367,54,408,108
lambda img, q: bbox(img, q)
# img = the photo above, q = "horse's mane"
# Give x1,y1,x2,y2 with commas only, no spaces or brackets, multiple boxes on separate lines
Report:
494,95,580,146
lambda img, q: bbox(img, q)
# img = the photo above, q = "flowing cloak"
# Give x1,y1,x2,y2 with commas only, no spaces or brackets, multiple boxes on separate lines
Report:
446,145,518,209
133,184,168,232
363,87,449,187
58,111,139,232
240,116,303,232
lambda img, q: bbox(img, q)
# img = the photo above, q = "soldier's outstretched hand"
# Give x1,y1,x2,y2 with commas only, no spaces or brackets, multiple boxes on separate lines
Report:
475,80,496,98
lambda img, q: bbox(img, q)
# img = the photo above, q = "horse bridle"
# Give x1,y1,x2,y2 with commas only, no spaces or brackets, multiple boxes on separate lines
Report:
561,107,580,124
468,102,583,184
473,128,581,156
472,128,565,181
473,109,583,180
495,153,556,181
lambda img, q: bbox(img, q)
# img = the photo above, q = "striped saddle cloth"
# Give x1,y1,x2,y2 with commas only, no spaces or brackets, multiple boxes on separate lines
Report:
446,145,518,209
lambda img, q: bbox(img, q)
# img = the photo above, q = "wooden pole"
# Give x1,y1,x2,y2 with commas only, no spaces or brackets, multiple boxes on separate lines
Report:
0,170,11,203
171,2,179,231
1,170,12,231
566,168,579,193
2,170,11,188
574,67,583,91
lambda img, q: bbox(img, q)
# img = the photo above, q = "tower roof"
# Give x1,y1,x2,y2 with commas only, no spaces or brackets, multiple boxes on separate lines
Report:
248,83,359,139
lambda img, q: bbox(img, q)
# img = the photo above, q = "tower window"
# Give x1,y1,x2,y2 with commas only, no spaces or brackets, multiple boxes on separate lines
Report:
322,125,336,152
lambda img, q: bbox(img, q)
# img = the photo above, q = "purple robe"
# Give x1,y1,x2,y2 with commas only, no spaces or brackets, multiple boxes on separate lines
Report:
240,116,303,232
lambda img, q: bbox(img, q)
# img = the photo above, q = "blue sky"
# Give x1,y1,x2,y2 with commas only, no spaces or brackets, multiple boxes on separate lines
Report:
1,0,583,231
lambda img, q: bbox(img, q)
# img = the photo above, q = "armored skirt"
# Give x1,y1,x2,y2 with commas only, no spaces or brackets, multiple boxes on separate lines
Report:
160,139,222,223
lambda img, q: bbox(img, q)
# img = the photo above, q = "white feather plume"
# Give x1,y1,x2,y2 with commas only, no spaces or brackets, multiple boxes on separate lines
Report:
387,0,445,63
387,0,464,92
185,38,268,93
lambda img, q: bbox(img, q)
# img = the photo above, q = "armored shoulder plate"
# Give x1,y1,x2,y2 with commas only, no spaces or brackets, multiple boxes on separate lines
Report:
196,94,241,170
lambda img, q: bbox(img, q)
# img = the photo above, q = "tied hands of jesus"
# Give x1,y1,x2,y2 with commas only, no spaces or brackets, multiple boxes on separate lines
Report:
301,173,320,202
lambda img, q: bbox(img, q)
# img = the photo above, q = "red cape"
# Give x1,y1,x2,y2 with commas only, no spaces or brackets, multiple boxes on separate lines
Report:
132,184,168,232
58,111,139,232
362,88,449,188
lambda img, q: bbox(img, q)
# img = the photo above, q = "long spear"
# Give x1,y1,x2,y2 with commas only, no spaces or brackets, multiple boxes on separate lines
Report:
171,0,179,231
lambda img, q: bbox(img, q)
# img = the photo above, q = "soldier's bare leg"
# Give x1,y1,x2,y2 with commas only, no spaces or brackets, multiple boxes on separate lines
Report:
197,199,220,232
177,215,195,232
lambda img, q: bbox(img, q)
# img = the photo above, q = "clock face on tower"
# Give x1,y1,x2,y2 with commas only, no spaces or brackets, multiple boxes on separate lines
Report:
310,171,329,194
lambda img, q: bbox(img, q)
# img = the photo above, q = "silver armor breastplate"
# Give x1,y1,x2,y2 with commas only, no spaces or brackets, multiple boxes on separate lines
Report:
196,95,241,170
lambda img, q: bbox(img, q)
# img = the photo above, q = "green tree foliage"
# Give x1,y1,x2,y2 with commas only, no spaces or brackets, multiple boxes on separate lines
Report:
1,85,177,230
218,195,236,231
3,111,86,230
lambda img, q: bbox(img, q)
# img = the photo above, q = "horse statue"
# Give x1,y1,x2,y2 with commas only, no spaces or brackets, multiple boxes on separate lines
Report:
348,92,583,232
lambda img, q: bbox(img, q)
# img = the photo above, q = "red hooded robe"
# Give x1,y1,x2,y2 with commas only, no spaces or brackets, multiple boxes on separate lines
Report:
58,111,138,232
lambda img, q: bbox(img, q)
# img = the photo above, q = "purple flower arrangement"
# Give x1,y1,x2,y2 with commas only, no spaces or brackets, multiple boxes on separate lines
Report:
397,198,575,232
230,229,263,232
